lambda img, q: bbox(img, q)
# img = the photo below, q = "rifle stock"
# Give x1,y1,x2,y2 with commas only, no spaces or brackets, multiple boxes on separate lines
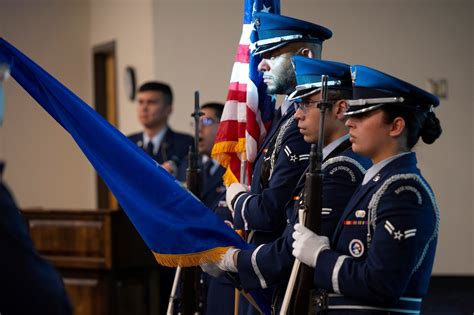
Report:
284,75,330,315
173,91,204,315
290,169,323,314
180,147,202,314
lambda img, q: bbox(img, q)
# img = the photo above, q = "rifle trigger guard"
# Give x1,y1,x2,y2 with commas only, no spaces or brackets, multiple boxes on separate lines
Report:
313,290,328,312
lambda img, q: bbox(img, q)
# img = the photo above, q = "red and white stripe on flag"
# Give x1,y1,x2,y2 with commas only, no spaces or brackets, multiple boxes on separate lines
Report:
212,0,279,186
213,24,266,186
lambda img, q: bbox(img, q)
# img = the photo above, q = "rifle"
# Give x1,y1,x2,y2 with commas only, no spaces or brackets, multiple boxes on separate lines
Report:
280,75,330,315
167,91,204,315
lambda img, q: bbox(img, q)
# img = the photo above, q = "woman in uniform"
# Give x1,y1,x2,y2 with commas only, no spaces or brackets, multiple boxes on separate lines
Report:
292,64,442,314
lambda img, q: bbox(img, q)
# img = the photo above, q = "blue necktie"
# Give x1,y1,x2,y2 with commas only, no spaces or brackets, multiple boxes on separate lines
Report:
145,141,154,156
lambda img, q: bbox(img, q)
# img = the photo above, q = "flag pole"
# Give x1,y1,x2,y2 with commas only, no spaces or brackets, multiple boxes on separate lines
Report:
235,151,248,315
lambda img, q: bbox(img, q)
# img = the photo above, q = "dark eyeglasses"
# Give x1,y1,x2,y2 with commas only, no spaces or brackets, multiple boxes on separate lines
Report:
190,117,218,128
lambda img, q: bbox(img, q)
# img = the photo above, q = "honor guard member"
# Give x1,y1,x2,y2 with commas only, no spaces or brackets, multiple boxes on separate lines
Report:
196,103,227,208
199,103,233,315
175,102,227,314
224,13,332,314
177,102,226,209
129,81,194,181
203,58,370,313
292,65,442,314
226,12,333,246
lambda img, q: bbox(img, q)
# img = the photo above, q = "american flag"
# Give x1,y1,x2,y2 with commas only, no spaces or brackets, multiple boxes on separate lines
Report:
212,0,279,186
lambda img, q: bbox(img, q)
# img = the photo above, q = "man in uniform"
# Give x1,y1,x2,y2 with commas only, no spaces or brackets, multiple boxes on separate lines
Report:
226,11,332,256
203,58,371,313
128,81,193,181
177,102,226,208
223,13,332,313
195,102,232,314
196,102,226,208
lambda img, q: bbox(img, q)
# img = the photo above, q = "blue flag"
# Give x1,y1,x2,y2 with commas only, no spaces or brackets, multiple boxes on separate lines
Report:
0,37,250,267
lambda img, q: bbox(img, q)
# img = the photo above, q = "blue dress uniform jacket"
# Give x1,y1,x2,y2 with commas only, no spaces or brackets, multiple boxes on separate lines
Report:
128,128,194,181
177,158,226,209
197,163,232,315
233,106,312,245
174,159,229,315
235,142,371,312
0,182,72,314
201,164,226,209
313,153,439,314
233,105,311,315
205,190,236,315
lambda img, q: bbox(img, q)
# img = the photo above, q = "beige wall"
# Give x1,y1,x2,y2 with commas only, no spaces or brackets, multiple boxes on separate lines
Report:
152,1,243,133
0,0,95,209
90,0,156,135
0,0,472,274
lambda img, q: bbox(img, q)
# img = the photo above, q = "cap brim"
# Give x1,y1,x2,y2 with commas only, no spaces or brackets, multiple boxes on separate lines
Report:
252,42,289,55
344,103,386,116
288,87,320,101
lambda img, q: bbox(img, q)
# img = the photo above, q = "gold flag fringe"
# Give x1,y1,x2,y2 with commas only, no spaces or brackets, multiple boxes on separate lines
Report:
212,139,246,163
211,138,247,187
153,138,247,268
153,246,233,267
223,167,239,187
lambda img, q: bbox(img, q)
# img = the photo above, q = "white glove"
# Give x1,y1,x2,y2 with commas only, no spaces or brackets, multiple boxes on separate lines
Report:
292,223,330,268
200,248,240,278
226,183,249,215
200,261,225,278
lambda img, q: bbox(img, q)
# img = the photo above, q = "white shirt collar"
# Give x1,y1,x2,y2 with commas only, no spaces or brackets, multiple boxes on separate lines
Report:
280,98,292,117
362,151,411,185
143,127,168,155
323,134,350,160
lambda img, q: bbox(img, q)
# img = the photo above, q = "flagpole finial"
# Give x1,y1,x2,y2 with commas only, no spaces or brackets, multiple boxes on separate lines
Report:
0,63,10,82
0,63,10,126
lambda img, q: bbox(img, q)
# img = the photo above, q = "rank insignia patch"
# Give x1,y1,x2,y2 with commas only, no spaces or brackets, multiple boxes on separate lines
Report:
284,145,309,163
384,220,417,241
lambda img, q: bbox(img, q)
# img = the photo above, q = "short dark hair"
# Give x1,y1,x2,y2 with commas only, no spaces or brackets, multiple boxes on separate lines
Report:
328,88,352,101
201,102,224,120
317,88,352,113
138,81,173,105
